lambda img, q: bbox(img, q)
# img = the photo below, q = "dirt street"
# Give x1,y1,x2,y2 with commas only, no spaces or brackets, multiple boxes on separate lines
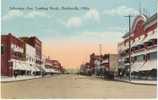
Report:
1,74,157,99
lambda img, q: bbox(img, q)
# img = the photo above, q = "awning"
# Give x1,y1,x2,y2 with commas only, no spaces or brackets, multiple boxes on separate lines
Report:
13,61,23,70
38,66,45,72
146,48,157,54
43,68,51,73
144,33,156,43
21,62,30,71
138,60,157,71
29,65,36,71
13,60,30,71
131,51,146,57
51,69,60,73
131,61,145,72
132,40,144,48
102,59,108,64
34,66,40,72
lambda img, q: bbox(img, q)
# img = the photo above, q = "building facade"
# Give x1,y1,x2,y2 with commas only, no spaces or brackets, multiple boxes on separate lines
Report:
24,43,40,75
48,59,64,73
1,33,25,76
20,36,42,74
80,53,118,78
1,33,64,76
1,34,43,76
80,62,91,75
118,13,157,80
20,36,42,64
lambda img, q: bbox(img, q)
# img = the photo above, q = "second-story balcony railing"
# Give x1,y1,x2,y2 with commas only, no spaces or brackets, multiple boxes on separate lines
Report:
133,44,145,53
144,38,157,49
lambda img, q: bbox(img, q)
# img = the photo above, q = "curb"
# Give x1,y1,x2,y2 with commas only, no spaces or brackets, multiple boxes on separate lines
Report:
114,79,157,86
1,75,53,83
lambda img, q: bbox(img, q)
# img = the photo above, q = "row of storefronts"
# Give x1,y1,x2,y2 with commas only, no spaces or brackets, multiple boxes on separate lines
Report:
80,53,118,79
1,33,64,77
117,13,157,80
80,13,157,80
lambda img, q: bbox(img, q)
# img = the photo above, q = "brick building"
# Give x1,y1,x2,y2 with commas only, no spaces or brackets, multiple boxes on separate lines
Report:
1,33,25,76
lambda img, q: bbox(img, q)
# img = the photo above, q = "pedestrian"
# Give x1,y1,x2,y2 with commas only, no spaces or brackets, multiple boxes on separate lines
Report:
14,71,17,78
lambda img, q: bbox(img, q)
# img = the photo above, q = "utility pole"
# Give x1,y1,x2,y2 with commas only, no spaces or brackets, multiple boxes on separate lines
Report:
138,0,142,14
125,15,132,81
99,44,102,56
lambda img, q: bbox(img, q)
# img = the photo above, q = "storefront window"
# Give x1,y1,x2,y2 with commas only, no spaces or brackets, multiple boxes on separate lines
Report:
146,40,153,47
136,54,145,61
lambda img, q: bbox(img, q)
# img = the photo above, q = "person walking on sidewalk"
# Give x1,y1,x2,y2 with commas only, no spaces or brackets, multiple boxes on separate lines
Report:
14,71,18,78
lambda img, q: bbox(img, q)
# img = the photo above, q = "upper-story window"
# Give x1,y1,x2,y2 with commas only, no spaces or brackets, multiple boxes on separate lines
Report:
153,39,157,45
136,54,145,61
1,44,5,55
145,39,157,47
11,44,24,53
137,44,144,50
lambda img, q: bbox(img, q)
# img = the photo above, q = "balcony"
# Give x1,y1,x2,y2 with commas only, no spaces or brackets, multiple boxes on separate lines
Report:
134,44,145,52
11,52,26,61
144,38,157,49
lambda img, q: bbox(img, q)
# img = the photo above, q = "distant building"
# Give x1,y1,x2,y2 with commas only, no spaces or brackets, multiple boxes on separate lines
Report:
94,54,118,76
43,58,64,74
80,62,91,75
118,13,157,80
48,59,64,73
101,54,118,73
80,53,118,77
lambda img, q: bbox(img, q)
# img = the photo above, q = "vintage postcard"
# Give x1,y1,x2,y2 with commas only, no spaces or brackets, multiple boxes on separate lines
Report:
1,0,157,99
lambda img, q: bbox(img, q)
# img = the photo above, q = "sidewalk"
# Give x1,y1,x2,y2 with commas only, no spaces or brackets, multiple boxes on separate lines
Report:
1,75,42,83
114,77,157,85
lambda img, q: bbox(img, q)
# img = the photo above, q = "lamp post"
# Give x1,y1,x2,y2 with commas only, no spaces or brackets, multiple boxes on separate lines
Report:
124,15,133,81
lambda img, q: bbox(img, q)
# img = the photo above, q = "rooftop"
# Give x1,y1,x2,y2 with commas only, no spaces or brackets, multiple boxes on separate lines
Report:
144,13,157,26
122,32,130,38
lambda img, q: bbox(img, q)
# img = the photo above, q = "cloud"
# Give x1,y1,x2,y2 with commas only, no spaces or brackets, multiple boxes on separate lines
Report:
66,17,82,28
81,31,122,37
2,10,50,21
65,9,100,28
25,11,50,18
2,10,24,20
103,6,139,16
84,9,100,22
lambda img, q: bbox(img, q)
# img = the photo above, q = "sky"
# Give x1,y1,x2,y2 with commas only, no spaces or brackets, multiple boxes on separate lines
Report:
1,0,157,68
